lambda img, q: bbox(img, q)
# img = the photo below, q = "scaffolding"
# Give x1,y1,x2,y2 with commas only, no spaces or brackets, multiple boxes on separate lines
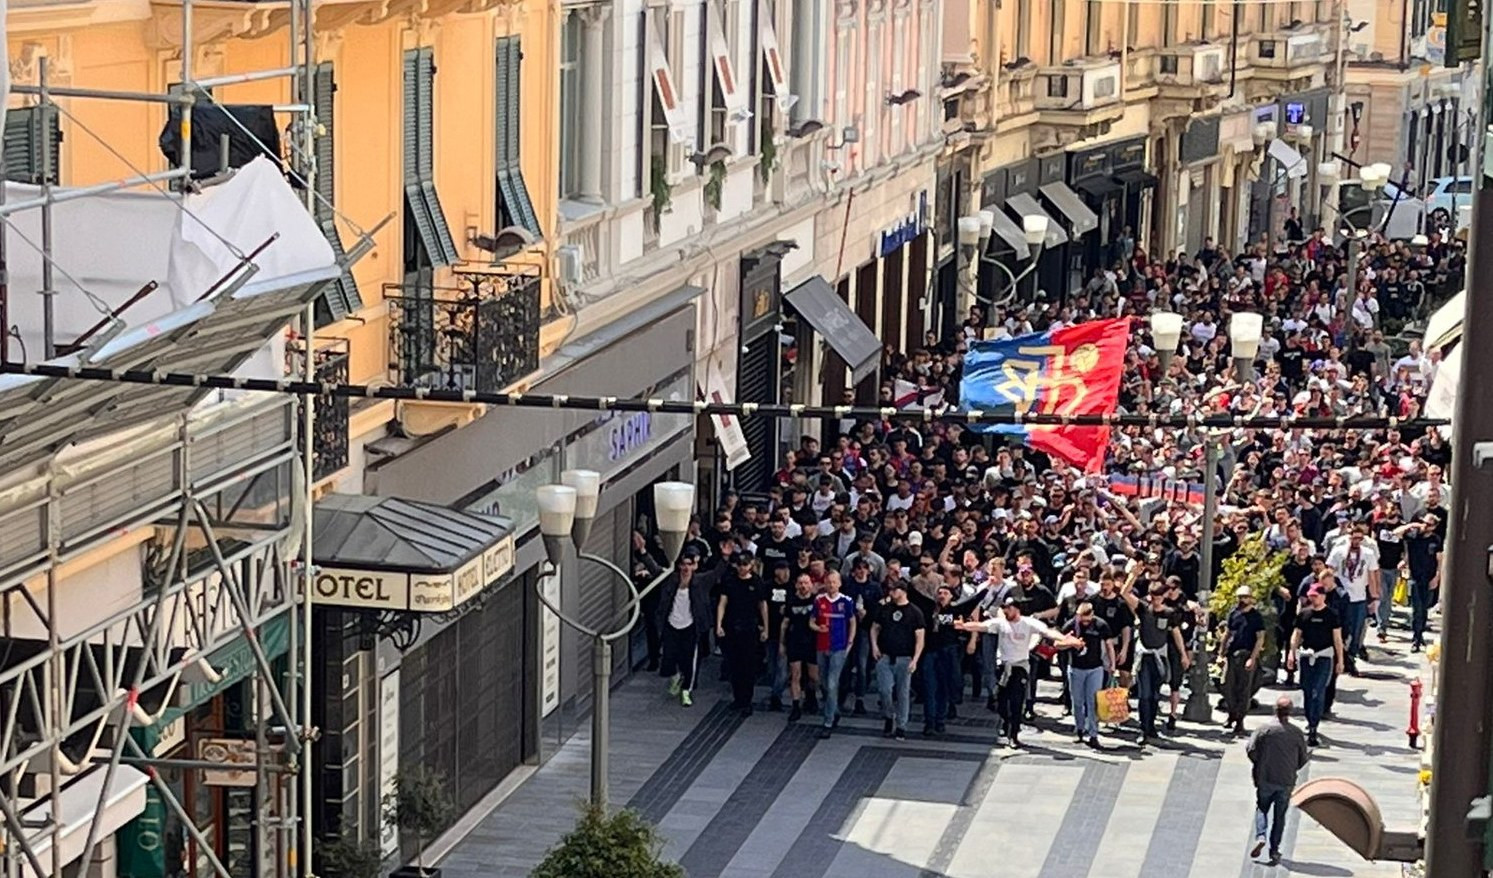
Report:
0,0,349,876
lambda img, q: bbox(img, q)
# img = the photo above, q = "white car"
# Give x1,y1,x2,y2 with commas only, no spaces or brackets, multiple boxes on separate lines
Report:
1422,176,1473,228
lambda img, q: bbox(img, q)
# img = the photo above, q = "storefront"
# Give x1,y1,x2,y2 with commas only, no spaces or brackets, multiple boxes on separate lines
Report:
1218,110,1257,252
978,163,1033,306
1275,89,1332,233
933,162,963,340
1177,115,1222,256
733,247,785,494
1067,137,1153,277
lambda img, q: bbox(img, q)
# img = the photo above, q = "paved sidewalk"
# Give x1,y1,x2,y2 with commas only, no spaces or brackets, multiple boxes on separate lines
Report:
438,632,1428,878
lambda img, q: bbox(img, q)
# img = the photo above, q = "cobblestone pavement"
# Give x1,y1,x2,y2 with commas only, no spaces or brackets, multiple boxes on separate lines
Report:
439,627,1428,878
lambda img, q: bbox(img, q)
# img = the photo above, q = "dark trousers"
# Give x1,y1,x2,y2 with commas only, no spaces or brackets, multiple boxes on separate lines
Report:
997,665,1029,738
1410,578,1433,646
638,588,661,666
1136,654,1166,736
660,625,700,691
723,628,760,708
1026,653,1051,711
1223,650,1257,722
923,644,960,728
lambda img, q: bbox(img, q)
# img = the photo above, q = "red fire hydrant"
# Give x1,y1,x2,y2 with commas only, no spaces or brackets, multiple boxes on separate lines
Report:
1407,678,1423,748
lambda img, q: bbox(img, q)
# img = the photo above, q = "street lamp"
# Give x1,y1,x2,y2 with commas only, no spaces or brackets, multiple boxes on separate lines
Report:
1228,311,1264,382
1149,310,1183,376
535,475,696,807
963,213,1049,308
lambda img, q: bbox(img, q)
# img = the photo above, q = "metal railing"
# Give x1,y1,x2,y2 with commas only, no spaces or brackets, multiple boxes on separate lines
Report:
385,264,542,395
286,338,350,481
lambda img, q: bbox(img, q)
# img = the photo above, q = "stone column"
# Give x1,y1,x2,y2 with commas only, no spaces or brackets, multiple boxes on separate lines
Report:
578,5,609,203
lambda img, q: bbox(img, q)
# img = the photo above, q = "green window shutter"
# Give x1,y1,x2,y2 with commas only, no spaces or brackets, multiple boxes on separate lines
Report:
4,106,60,185
310,62,362,327
418,49,459,264
494,38,541,238
402,50,421,184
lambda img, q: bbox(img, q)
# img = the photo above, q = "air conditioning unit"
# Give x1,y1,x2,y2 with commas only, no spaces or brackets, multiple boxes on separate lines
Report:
555,244,583,288
1157,44,1227,86
1036,59,1121,111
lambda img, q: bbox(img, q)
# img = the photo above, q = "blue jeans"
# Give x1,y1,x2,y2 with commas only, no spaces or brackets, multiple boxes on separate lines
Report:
1342,600,1368,663
1068,666,1105,739
1254,783,1291,854
1375,572,1396,631
923,644,959,728
817,648,849,727
1299,654,1333,731
979,634,999,695
1410,578,1433,646
877,655,913,731
765,640,787,700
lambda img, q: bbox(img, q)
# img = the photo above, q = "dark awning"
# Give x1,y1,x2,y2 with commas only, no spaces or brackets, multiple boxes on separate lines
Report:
986,208,1031,259
1039,181,1099,236
1005,193,1068,247
312,495,515,612
1074,176,1125,200
786,276,881,386
1115,168,1160,191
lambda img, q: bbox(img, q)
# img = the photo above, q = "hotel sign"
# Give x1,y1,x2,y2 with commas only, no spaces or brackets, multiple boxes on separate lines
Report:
311,534,515,611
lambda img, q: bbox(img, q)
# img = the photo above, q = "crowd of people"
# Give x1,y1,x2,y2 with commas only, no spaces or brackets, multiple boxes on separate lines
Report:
633,220,1460,858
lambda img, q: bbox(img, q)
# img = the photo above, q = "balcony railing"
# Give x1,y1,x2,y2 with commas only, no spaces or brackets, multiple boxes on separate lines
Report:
386,264,542,395
285,338,351,482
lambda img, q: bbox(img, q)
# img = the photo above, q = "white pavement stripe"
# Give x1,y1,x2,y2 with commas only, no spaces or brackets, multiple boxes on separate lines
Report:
946,763,1082,878
1189,738,1262,875
823,758,974,877
1091,751,1179,878
721,736,862,876
655,716,784,862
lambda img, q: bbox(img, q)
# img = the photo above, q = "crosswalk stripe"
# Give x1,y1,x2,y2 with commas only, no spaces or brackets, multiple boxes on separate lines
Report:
946,764,1083,878
1083,752,1178,878
1187,739,1256,875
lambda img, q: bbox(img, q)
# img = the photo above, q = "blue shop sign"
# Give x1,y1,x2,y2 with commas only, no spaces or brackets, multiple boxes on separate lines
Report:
609,412,653,461
878,191,929,258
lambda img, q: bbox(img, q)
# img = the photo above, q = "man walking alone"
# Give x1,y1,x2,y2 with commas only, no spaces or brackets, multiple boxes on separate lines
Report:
1246,696,1311,865
1220,586,1265,736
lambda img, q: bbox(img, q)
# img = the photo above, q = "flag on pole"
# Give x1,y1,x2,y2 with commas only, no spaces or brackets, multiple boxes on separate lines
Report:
959,318,1131,471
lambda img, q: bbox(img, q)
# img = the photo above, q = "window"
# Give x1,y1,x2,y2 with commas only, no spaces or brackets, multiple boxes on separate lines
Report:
1085,0,1102,55
647,10,689,180
495,36,541,236
704,0,747,148
1049,0,1065,63
1015,0,1031,60
757,0,790,150
1200,0,1213,39
1047,75,1069,98
402,48,459,271
1126,2,1139,48
3,104,60,185
311,63,364,326
559,13,583,199
1162,2,1177,46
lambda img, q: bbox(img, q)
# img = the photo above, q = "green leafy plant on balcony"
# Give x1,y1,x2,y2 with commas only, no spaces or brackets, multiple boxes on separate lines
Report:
759,115,778,183
649,154,672,226
704,159,727,210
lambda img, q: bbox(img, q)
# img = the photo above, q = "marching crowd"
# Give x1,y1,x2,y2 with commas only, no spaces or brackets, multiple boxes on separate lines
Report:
635,220,1459,861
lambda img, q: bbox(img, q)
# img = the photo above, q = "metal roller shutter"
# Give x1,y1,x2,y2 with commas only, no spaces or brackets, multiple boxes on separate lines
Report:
734,336,775,492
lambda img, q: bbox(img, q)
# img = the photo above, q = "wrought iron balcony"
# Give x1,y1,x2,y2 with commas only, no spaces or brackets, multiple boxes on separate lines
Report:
286,337,351,482
386,264,542,395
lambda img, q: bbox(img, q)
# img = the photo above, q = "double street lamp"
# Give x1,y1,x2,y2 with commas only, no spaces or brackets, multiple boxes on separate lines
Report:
534,475,695,807
957,211,1050,308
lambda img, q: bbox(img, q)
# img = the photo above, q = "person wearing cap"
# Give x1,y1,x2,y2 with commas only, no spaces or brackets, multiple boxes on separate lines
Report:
716,552,769,717
762,560,794,711
1286,583,1345,746
1119,569,1191,745
656,552,716,708
1219,585,1266,736
844,530,887,581
1397,513,1445,651
1325,526,1379,674
956,595,1080,748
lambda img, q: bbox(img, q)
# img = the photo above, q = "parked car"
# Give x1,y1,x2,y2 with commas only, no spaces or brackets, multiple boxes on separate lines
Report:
1423,176,1474,229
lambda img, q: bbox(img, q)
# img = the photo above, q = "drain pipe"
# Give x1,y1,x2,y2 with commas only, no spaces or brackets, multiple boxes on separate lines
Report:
1227,0,1241,99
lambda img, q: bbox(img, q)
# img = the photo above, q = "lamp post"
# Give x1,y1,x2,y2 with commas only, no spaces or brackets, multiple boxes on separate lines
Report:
1148,310,1183,378
959,213,1049,308
1228,311,1263,382
1342,161,1391,314
534,475,696,807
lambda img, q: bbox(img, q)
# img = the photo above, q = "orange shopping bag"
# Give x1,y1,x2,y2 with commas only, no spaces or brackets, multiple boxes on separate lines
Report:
1096,685,1131,725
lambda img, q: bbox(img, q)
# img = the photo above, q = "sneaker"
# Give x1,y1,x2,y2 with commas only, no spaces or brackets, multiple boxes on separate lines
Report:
1250,838,1266,859
1268,851,1281,866
1307,731,1321,747
947,704,959,720
884,718,895,736
854,699,867,716
1086,736,1101,749
681,690,693,707
894,728,906,741
789,703,802,722
668,675,682,697
1007,734,1021,749
769,695,784,712
817,726,832,740
1165,716,1177,733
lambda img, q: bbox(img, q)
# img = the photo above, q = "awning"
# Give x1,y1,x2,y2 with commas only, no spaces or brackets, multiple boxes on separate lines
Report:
17,766,150,877
1115,168,1159,190
986,208,1031,259
1073,176,1124,200
312,495,516,612
786,275,882,386
1268,138,1309,179
1039,182,1099,236
1424,290,1465,352
1005,193,1068,247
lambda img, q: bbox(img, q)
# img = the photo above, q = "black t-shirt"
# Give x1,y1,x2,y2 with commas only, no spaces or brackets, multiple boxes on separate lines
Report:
1224,607,1265,653
1296,606,1341,651
874,601,926,658
1061,617,1113,670
720,575,766,631
758,535,800,568
764,577,793,641
1279,347,1305,382
1091,593,1133,642
1163,551,1202,600
1021,582,1059,620
1405,530,1444,582
1134,602,1178,651
926,603,965,651
783,591,816,647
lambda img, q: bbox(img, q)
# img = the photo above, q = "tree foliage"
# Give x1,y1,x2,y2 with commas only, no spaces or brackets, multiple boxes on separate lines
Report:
531,803,684,878
1208,532,1288,657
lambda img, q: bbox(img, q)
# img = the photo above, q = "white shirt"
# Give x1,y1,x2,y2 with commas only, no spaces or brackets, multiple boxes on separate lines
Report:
668,581,694,629
979,615,1052,664
1056,581,1101,604
1327,542,1379,602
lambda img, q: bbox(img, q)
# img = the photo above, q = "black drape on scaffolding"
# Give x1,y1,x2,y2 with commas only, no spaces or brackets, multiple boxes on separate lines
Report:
158,104,282,181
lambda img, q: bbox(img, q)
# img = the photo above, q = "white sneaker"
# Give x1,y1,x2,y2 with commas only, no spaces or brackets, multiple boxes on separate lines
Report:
668,674,682,696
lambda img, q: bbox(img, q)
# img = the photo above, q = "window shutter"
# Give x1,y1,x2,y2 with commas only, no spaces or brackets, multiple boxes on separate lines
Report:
3,106,60,185
402,50,421,184
494,37,541,237
420,50,459,265
707,0,747,118
310,62,362,326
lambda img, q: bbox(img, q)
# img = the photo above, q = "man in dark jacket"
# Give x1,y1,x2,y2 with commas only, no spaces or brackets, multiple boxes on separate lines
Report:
1246,696,1311,865
656,552,715,707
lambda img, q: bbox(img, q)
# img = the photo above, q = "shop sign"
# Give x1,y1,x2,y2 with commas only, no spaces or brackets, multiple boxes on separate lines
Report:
739,254,781,339
1070,148,1111,181
198,737,259,787
979,167,1007,207
379,671,400,857
876,190,929,258
1111,138,1146,170
569,370,693,480
1007,161,1034,196
311,535,516,613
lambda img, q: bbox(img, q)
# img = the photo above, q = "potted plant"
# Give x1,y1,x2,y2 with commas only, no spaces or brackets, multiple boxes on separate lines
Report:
318,830,383,878
649,154,672,227
703,159,727,211
532,803,684,878
382,766,457,878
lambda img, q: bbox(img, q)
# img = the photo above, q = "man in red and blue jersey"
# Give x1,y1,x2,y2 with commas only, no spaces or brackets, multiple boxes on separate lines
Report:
811,571,858,739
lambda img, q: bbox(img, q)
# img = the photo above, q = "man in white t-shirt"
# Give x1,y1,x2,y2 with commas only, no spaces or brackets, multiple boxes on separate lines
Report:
1325,527,1380,674
958,597,1078,747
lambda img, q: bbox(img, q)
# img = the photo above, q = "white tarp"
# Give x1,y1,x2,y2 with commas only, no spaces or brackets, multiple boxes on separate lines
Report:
5,157,336,369
1424,290,1465,353
1268,139,1309,179
1426,342,1460,436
